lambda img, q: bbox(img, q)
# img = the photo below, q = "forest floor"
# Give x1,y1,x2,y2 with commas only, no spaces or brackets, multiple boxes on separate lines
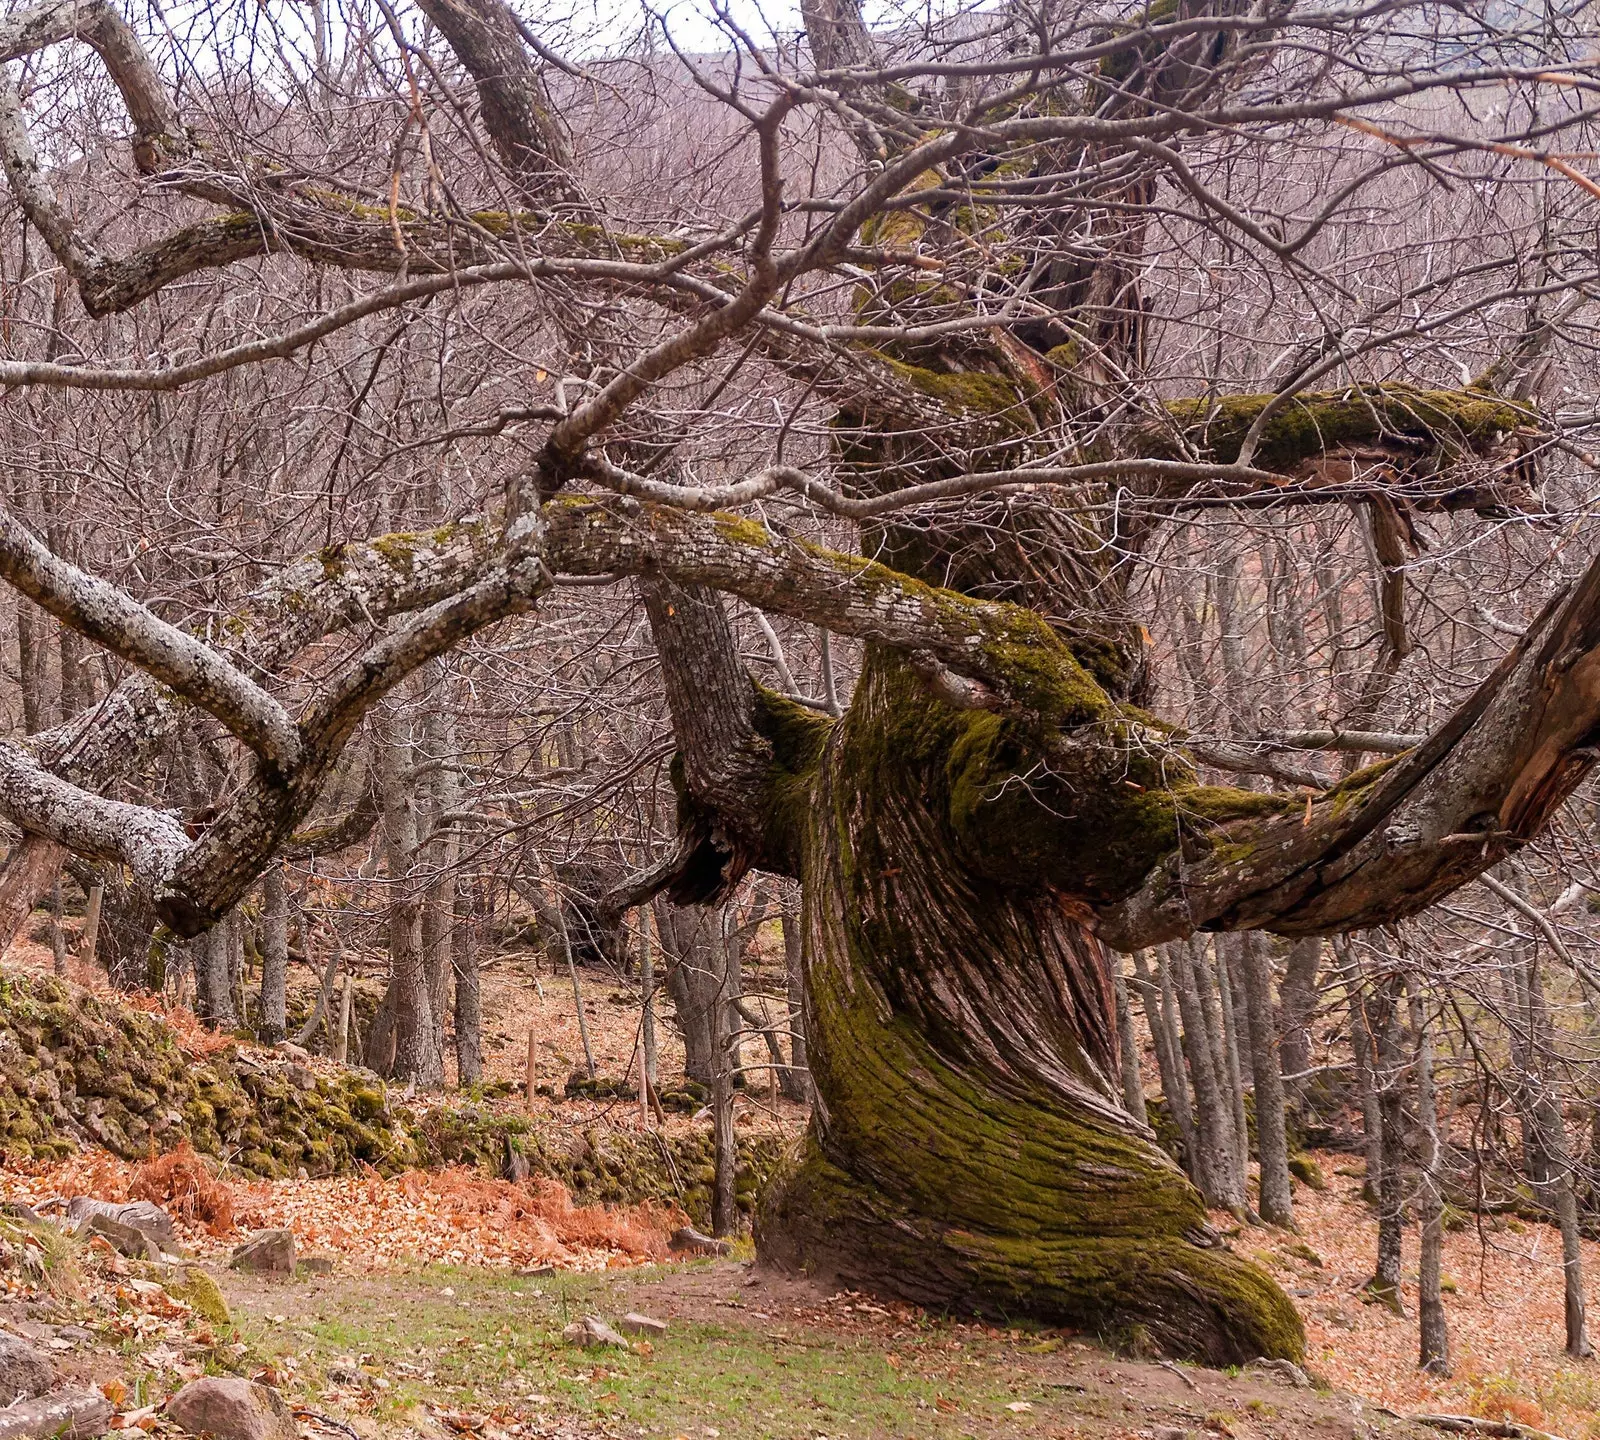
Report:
1,937,1597,1437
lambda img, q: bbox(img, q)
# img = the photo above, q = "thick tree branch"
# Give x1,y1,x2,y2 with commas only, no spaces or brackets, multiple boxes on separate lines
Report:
0,506,302,769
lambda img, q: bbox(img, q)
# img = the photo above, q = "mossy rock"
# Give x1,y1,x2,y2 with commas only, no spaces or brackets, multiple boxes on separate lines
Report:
1287,1154,1326,1191
155,1265,231,1327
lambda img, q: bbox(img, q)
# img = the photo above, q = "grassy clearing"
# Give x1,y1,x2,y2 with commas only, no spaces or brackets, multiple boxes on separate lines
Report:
231,1260,1100,1439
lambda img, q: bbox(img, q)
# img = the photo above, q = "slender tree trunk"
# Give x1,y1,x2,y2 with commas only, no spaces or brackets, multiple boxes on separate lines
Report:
1214,941,1252,1207
196,914,237,1028
1135,948,1198,1171
712,983,738,1236
1278,937,1322,1103
335,975,354,1064
259,863,289,1045
639,908,658,1100
1367,972,1406,1315
1113,967,1145,1121
452,873,482,1085
16,596,42,737
1170,939,1243,1210
1519,945,1590,1358
80,879,103,972
1238,932,1294,1227
1410,979,1449,1373
380,704,442,1088
49,877,66,977
658,900,728,1087
419,693,456,1065
1341,939,1385,1198
779,900,809,1102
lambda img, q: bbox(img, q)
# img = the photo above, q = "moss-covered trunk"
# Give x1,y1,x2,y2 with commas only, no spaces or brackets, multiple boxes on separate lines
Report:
756,649,1302,1365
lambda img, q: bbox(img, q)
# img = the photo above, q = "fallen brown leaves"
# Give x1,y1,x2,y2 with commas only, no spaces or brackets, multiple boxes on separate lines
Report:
1238,1154,1600,1440
233,1166,677,1270
0,1147,675,1275
132,1142,236,1236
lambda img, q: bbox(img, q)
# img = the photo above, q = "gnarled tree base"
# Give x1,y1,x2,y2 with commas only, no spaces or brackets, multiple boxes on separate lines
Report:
746,648,1303,1366
758,1138,1303,1364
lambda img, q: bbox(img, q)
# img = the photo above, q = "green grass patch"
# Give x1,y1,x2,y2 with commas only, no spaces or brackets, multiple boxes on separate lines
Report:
232,1261,1084,1438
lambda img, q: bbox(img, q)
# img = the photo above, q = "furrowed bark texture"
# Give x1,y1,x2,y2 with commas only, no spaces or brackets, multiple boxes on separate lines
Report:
754,650,1303,1363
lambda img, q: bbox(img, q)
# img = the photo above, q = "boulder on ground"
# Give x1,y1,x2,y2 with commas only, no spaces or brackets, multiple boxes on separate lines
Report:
230,1229,296,1274
668,1225,731,1257
561,1316,629,1349
66,1198,176,1252
167,1376,296,1440
0,1335,53,1406
78,1212,159,1259
617,1312,668,1336
0,1387,112,1439
1246,1357,1311,1388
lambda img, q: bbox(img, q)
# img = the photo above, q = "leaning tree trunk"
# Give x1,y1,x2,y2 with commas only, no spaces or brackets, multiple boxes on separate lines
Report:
756,650,1302,1364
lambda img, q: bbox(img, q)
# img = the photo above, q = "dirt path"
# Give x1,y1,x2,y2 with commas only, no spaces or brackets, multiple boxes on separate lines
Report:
219,1257,1431,1440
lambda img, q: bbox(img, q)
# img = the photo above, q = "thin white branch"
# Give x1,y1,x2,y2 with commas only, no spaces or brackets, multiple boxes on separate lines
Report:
0,506,302,768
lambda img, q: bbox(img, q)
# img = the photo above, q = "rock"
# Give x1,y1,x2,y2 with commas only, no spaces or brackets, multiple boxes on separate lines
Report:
1246,1357,1311,1388
299,1256,334,1276
1287,1153,1327,1190
668,1226,731,1257
167,1376,297,1440
0,1388,111,1439
230,1229,295,1275
561,1316,629,1349
0,1335,54,1406
1149,1428,1194,1440
616,1312,667,1336
286,1065,316,1091
0,1207,41,1228
66,1198,176,1251
160,1267,232,1326
78,1212,159,1260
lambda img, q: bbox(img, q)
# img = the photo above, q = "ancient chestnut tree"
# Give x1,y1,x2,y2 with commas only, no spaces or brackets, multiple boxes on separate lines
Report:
0,0,1597,1362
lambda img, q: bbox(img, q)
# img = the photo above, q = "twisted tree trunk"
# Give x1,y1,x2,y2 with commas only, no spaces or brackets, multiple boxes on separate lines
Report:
755,651,1302,1363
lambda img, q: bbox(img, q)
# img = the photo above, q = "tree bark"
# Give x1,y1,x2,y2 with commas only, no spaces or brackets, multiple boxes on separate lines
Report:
1213,939,1252,1209
1113,967,1146,1122
259,863,288,1045
639,908,658,1099
657,899,731,1088
1278,937,1322,1101
1237,932,1294,1227
712,983,738,1237
755,650,1302,1364
1367,971,1406,1316
1169,938,1244,1211
195,912,236,1028
452,873,483,1086
1410,979,1449,1374
1136,948,1198,1172
779,900,809,1103
80,878,102,972
379,703,442,1089
1515,938,1590,1358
